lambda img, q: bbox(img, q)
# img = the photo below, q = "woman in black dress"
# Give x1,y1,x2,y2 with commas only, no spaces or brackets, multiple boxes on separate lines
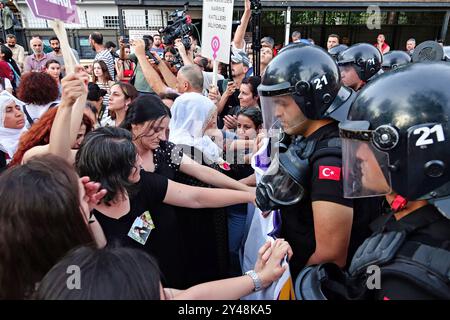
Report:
120,95,253,287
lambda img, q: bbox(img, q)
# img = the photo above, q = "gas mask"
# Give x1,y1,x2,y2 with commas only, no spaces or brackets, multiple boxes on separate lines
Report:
256,135,311,212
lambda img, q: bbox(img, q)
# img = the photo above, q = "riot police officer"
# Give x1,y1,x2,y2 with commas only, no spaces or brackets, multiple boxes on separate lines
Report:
328,44,348,61
255,44,374,279
381,50,411,71
336,43,382,91
339,62,450,299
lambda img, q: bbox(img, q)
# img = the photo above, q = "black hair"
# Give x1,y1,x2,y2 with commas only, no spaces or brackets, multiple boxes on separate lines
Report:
0,155,94,299
75,127,138,204
87,82,107,101
85,101,98,115
241,76,261,98
49,36,59,43
237,107,263,129
105,41,117,49
120,95,170,132
35,246,162,300
159,92,179,103
0,44,21,77
90,32,103,45
45,59,60,68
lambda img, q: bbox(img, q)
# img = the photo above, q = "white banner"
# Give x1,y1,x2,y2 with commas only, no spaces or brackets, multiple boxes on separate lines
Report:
201,0,235,64
128,30,160,41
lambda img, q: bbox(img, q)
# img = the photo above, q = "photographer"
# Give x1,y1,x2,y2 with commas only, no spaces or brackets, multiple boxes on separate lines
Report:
119,37,155,95
130,39,177,96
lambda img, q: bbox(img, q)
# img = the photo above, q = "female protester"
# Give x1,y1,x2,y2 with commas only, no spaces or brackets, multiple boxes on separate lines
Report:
0,154,107,299
115,45,135,83
87,82,107,126
9,107,93,166
223,76,261,130
92,60,114,125
36,239,292,300
0,91,26,171
45,59,62,98
105,81,138,127
72,127,255,288
226,107,263,276
0,44,20,90
121,94,251,192
17,72,59,128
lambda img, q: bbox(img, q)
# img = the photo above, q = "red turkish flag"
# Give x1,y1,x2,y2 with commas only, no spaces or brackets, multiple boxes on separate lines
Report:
318,166,341,181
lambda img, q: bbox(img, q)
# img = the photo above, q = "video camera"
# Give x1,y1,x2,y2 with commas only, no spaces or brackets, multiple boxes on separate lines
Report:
159,2,193,50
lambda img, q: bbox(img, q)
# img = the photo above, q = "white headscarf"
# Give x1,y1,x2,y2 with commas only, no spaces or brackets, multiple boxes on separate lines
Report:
169,92,222,163
0,91,27,158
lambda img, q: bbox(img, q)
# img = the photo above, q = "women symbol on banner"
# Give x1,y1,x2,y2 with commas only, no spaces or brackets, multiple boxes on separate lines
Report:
211,36,221,60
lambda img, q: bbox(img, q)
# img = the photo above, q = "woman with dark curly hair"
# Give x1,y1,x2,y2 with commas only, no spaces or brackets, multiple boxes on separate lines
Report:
9,106,93,166
17,72,59,128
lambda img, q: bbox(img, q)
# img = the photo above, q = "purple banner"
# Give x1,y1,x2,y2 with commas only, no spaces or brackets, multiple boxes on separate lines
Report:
26,0,80,24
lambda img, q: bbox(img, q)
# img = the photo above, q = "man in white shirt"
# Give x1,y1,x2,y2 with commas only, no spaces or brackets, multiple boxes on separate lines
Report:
6,34,24,72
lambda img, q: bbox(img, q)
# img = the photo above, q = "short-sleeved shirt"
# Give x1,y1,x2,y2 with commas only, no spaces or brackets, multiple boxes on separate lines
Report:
127,53,154,93
154,141,183,179
280,122,357,278
95,49,115,80
24,53,49,73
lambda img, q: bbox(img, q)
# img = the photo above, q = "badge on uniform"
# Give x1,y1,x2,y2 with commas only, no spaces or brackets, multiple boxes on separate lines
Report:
127,211,155,245
318,166,341,181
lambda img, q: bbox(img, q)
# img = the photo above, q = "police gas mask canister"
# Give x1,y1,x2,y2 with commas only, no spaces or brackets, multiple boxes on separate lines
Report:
256,136,311,212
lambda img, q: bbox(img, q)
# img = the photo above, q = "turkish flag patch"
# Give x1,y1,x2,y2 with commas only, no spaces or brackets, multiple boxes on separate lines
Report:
318,166,341,181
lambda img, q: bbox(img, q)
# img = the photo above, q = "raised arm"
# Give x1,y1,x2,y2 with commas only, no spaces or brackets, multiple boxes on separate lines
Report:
132,39,169,95
180,155,252,192
233,0,251,50
151,51,177,89
163,179,254,208
49,68,89,163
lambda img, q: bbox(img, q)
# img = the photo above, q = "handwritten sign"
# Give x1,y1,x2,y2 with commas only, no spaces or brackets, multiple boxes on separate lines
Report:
201,0,234,64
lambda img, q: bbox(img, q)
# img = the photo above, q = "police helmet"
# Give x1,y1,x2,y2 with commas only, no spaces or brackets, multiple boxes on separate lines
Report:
339,63,450,214
328,44,348,60
381,50,411,71
337,43,382,82
258,44,355,125
295,263,349,300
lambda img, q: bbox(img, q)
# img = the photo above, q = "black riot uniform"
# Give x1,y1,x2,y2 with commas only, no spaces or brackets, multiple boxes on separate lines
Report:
255,44,377,279
340,62,450,300
336,43,383,91
294,61,450,301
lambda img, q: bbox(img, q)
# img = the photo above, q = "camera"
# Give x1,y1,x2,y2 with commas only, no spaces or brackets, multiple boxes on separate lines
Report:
159,3,193,50
250,0,262,11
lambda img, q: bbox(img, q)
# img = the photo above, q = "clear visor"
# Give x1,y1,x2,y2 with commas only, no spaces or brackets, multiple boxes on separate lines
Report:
259,155,304,205
260,94,308,136
342,138,392,198
260,95,284,132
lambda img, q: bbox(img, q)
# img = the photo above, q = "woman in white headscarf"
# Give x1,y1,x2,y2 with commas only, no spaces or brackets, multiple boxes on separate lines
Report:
0,91,26,171
169,92,228,168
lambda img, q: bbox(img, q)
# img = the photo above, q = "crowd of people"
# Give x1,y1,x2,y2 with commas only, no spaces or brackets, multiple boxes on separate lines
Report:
0,0,449,300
